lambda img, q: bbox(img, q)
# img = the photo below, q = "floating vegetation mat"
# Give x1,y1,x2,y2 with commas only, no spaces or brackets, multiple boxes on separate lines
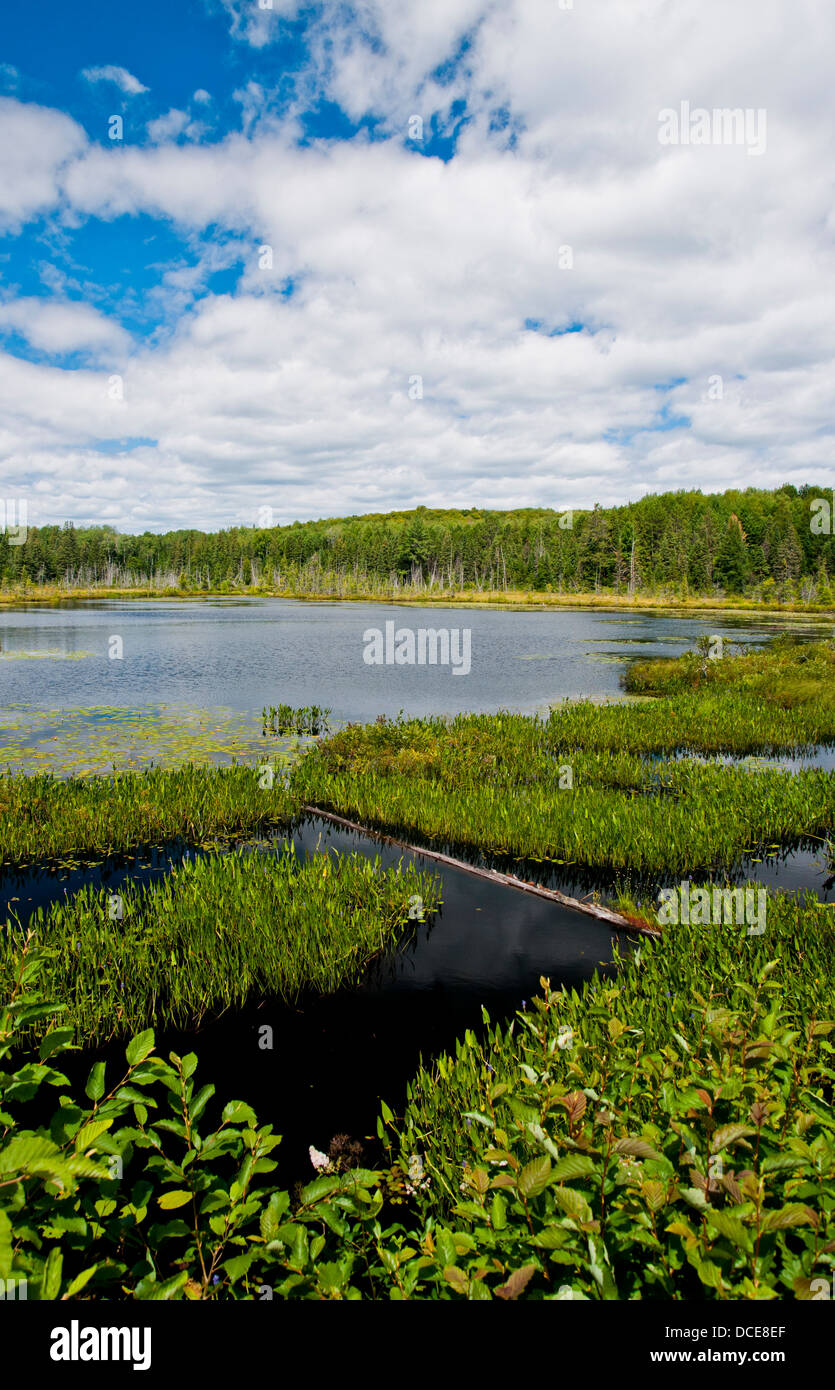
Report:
0,764,299,869
2,847,441,1042
0,704,298,777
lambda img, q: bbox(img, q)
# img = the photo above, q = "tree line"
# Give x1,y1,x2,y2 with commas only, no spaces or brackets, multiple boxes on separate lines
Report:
2,484,834,602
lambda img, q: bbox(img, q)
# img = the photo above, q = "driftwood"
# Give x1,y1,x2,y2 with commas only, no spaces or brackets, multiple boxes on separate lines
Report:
303,805,660,938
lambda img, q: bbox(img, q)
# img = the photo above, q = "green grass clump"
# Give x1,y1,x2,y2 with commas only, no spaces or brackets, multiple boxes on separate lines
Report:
263,704,331,736
291,639,835,873
0,764,299,869
625,633,835,707
293,713,835,873
2,848,439,1042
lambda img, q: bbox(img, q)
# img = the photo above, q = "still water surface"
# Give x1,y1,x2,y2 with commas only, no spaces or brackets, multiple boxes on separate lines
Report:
0,597,789,725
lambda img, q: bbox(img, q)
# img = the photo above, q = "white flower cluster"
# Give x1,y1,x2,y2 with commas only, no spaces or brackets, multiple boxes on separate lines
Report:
309,1145,334,1174
405,1153,430,1195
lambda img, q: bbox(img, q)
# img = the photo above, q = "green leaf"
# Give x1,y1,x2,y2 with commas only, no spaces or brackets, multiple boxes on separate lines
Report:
705,1211,751,1250
157,1190,192,1210
711,1123,755,1152
760,1205,817,1233
221,1100,258,1126
40,1248,63,1301
133,1270,189,1301
64,1264,101,1299
85,1061,106,1103
223,1250,258,1281
551,1187,593,1224
126,1030,155,1068
613,1137,663,1161
190,1084,215,1123
551,1154,597,1182
38,1028,76,1062
0,1209,12,1280
300,1176,341,1206
462,1110,494,1130
74,1118,113,1152
518,1156,552,1199
260,1191,291,1242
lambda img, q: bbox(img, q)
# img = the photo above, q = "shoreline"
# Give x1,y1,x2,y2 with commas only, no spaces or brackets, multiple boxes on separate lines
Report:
1,585,834,621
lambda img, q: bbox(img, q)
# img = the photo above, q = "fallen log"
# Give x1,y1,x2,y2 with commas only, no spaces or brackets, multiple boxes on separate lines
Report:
303,805,660,938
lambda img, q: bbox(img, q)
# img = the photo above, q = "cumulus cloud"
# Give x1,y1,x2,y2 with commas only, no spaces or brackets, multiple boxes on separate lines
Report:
81,65,149,95
0,298,130,355
1,0,834,531
146,108,205,143
0,98,87,229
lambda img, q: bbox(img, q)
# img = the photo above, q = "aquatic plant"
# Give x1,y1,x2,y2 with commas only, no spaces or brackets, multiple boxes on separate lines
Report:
262,704,332,737
290,639,835,875
1,847,440,1041
389,887,835,1210
0,763,299,869
293,718,835,874
2,902,834,1301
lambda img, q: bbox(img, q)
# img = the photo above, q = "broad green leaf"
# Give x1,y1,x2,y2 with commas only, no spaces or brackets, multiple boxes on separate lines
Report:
85,1061,106,1103
40,1248,63,1301
157,1190,192,1210
126,1030,155,1068
518,1156,552,1199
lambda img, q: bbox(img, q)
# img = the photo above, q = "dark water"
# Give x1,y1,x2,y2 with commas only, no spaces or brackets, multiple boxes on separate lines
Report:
5,808,832,1181
6,816,621,1182
0,597,793,724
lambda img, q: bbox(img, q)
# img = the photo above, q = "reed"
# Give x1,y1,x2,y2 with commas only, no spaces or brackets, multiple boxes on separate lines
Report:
1,847,440,1043
262,704,332,736
0,764,299,869
293,712,835,873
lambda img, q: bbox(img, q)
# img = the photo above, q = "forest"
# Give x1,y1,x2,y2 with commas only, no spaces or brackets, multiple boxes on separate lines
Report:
2,484,834,603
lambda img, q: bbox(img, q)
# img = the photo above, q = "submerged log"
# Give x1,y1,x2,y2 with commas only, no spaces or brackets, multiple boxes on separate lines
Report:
303,805,660,938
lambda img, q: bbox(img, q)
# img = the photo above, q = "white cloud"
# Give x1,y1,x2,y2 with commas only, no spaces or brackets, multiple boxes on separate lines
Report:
213,0,299,48
2,0,835,530
81,65,149,95
146,108,206,143
0,98,87,230
0,297,130,355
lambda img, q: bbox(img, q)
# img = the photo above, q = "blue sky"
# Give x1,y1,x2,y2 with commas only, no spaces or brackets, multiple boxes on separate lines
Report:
0,0,832,532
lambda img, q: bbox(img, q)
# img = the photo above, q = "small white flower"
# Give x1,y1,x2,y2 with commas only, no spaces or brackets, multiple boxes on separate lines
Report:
309,1145,333,1173
557,1025,574,1050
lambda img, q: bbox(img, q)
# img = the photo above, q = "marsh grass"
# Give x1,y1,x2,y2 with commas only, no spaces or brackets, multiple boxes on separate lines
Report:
0,764,299,869
263,704,332,737
2,848,440,1043
293,711,835,874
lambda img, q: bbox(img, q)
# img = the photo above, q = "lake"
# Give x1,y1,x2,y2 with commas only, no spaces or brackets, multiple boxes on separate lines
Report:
0,598,804,773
